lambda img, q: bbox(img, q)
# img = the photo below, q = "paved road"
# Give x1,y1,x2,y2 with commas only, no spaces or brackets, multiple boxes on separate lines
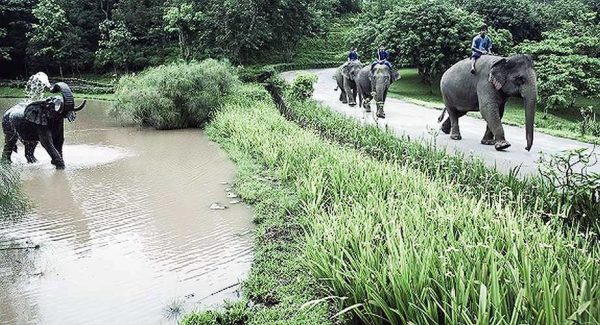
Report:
282,68,599,176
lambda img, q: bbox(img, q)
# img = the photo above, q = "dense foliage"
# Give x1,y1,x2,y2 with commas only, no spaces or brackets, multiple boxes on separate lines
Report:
351,0,600,112
0,0,356,78
111,60,239,129
516,14,600,112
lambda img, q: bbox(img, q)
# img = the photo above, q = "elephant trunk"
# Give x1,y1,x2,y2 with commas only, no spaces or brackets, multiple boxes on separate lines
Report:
73,100,87,112
375,81,387,111
523,87,537,151
51,82,74,111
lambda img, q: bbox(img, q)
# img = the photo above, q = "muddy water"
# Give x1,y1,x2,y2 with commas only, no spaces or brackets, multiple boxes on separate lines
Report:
0,99,254,324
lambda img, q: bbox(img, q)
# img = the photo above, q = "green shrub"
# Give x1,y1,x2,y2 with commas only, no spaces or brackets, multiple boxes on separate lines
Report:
289,73,318,100
111,59,239,129
0,163,28,217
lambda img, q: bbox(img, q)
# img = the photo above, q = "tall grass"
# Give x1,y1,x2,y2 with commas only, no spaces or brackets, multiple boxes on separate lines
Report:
0,163,28,217
207,84,599,324
112,59,239,129
278,92,599,232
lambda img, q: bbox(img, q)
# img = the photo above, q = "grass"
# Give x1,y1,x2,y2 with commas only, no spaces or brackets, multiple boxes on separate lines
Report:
0,163,29,217
0,86,115,101
187,83,599,324
389,68,600,144
181,85,332,324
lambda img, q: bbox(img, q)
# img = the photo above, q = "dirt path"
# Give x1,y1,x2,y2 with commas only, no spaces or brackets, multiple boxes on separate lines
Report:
282,68,599,176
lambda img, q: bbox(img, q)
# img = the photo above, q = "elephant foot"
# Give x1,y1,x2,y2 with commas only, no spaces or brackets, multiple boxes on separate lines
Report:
51,159,65,169
365,107,371,113
480,139,495,146
342,100,348,104
450,134,462,140
440,119,451,134
26,157,38,163
494,140,511,151
349,103,356,107
376,109,385,119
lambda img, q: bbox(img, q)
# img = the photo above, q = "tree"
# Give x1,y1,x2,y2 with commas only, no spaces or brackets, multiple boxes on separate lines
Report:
461,0,545,42
27,0,80,77
0,27,9,61
163,1,203,60
0,0,35,77
95,19,136,73
516,14,600,111
369,1,483,85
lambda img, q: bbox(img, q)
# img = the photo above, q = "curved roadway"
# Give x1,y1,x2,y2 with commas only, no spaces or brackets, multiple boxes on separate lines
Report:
281,68,599,176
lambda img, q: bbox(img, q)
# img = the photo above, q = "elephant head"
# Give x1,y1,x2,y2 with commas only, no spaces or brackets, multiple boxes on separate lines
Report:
489,54,537,151
342,61,362,81
371,64,399,117
23,82,87,125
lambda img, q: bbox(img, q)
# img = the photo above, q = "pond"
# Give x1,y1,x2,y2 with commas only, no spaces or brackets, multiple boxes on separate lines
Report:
0,99,254,324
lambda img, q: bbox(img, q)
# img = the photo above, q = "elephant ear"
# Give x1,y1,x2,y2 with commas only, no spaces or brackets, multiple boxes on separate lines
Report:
489,58,511,91
23,101,50,125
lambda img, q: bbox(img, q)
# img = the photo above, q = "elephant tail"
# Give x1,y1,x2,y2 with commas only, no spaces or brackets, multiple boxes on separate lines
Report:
334,86,339,91
437,108,447,123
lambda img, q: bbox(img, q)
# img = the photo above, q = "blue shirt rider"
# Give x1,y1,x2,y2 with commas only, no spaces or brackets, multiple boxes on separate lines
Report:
371,46,392,71
348,47,359,62
470,24,493,74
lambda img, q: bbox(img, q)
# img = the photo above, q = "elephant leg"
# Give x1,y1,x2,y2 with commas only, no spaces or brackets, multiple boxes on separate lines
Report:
447,108,463,140
480,104,510,151
24,141,38,163
481,126,495,145
53,133,64,158
340,90,347,103
441,110,466,134
39,133,64,169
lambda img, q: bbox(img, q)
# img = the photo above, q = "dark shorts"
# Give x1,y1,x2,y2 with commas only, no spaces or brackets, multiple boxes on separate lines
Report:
471,52,482,59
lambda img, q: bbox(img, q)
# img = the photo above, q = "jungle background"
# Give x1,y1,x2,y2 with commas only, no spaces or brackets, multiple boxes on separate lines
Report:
1,0,600,140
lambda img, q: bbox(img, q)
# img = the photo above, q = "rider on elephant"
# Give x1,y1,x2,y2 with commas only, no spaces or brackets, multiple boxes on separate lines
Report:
470,24,493,74
371,46,393,71
370,46,397,95
348,47,359,62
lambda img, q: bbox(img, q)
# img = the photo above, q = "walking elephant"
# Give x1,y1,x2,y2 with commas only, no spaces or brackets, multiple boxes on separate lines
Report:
439,54,537,151
2,82,87,169
357,64,400,118
334,61,363,106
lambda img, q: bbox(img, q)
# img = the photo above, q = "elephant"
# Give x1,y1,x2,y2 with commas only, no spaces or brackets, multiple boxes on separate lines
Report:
439,54,537,151
333,61,363,106
357,64,400,118
2,82,87,169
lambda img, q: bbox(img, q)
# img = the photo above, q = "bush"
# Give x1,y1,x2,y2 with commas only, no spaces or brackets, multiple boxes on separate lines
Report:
111,59,239,129
289,73,318,100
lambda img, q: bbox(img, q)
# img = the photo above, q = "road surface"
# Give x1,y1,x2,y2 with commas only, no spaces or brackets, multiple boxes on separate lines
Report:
281,68,599,176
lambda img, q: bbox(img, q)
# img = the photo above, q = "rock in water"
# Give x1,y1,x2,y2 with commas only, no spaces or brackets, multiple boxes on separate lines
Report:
210,203,228,210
